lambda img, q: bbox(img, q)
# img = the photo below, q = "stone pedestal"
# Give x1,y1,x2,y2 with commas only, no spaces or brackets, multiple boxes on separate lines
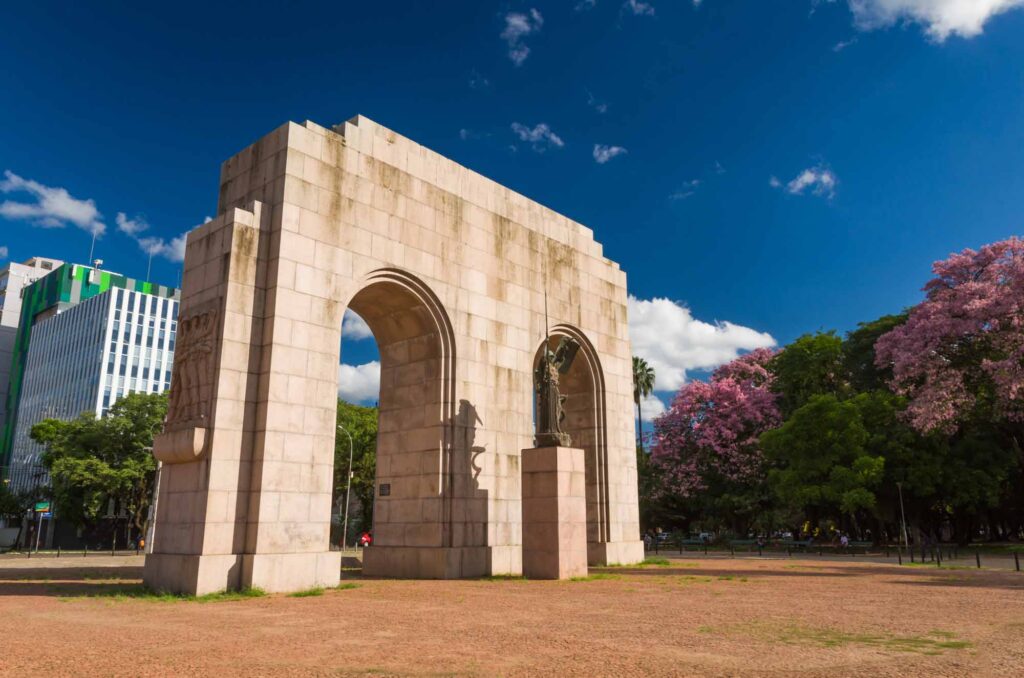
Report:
521,446,588,580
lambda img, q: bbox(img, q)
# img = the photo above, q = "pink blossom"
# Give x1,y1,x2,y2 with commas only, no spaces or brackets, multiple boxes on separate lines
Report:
651,349,781,497
874,237,1024,433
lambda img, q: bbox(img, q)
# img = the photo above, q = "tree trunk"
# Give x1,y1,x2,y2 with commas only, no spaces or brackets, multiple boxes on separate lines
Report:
636,398,644,453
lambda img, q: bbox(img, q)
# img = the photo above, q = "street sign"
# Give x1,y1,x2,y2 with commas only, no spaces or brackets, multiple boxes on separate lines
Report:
34,501,50,513
41,512,52,519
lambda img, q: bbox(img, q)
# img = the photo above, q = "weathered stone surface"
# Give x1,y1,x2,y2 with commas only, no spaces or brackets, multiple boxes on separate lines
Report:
521,446,588,580
144,116,643,595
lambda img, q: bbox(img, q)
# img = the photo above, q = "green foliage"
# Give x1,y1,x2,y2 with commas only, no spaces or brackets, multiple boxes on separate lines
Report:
0,483,35,519
762,394,884,518
335,399,379,533
30,392,166,532
843,314,907,392
770,332,847,416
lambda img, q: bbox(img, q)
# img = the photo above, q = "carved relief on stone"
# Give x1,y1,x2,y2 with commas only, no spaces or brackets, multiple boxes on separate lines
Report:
166,301,220,429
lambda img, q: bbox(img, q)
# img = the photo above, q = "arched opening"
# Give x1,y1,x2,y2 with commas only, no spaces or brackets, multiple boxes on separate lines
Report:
335,270,457,567
534,326,610,563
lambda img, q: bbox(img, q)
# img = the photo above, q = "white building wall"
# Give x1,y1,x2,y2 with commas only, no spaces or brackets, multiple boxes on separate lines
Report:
0,257,63,433
9,288,178,481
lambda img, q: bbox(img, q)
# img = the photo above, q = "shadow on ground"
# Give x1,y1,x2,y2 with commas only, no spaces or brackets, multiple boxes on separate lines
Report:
0,565,144,597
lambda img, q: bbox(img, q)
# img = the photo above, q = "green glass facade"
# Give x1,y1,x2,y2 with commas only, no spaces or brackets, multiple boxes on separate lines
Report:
0,263,179,466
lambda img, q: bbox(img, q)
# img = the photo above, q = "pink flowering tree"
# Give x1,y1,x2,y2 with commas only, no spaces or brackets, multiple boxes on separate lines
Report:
874,237,1024,439
651,348,781,498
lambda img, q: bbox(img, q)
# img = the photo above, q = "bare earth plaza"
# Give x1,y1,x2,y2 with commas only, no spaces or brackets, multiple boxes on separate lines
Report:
4,4,1024,675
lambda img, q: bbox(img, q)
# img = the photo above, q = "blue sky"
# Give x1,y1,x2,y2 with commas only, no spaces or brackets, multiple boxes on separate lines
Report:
2,1,1023,417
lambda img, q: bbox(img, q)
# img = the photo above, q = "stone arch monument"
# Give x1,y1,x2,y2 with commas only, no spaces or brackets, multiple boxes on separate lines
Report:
145,116,644,594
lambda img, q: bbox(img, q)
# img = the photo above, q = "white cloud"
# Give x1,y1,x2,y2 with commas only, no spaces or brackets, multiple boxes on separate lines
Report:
847,0,1024,41
593,144,628,164
587,90,608,114
125,215,207,263
338,361,381,403
576,0,597,10
501,9,543,65
669,179,702,200
624,0,656,15
0,246,8,260
511,123,564,151
635,393,667,422
0,170,105,236
628,296,776,392
342,310,373,340
115,212,150,237
833,37,858,51
773,164,837,199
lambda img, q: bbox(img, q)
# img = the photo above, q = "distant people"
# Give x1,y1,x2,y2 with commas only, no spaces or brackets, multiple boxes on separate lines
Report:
840,534,849,549
643,533,653,550
359,531,373,548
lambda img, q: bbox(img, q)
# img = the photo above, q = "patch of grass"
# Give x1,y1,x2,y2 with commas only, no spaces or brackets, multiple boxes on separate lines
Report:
288,587,325,598
720,623,971,655
479,575,528,583
569,572,621,582
61,585,266,603
334,582,361,591
902,562,974,571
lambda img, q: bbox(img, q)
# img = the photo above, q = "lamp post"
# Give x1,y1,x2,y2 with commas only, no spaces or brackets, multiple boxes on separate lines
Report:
896,481,910,552
337,424,354,551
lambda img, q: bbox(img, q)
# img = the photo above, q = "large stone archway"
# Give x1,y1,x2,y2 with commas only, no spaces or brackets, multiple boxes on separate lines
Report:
144,116,644,594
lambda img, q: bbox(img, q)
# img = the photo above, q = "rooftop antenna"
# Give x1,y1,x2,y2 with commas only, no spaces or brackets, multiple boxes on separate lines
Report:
146,252,153,282
88,232,97,264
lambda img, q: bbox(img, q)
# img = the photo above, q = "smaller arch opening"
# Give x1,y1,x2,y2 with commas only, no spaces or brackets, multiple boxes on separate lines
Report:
533,327,610,557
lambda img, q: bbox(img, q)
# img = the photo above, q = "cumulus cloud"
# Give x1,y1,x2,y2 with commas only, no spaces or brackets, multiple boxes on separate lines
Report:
587,90,608,114
511,122,564,152
636,393,667,422
121,213,207,263
847,0,1024,41
338,361,381,403
342,310,373,340
0,246,8,260
501,9,543,65
593,144,628,164
115,212,149,237
623,0,656,15
0,170,105,236
628,296,776,392
773,165,837,199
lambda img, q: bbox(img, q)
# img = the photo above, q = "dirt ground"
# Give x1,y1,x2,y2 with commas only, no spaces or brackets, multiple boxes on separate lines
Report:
2,554,1023,677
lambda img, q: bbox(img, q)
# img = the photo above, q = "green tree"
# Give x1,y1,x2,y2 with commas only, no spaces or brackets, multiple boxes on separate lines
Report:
843,314,908,392
335,399,379,536
770,332,847,416
761,394,885,532
30,393,166,539
632,356,656,452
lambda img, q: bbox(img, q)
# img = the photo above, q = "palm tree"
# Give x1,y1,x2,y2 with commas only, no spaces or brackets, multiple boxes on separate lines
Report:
632,356,656,453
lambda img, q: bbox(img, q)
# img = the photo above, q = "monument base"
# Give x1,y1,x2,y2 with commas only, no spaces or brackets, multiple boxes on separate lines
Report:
144,551,341,595
363,545,521,578
522,446,588,580
144,553,243,596
588,539,646,567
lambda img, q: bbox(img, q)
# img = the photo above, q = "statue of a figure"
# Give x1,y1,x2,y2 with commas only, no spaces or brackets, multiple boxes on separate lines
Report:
534,336,581,447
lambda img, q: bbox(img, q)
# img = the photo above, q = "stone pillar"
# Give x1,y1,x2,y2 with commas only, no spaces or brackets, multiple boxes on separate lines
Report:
521,447,588,580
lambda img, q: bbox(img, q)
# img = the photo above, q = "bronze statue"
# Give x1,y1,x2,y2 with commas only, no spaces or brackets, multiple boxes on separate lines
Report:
534,335,580,447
